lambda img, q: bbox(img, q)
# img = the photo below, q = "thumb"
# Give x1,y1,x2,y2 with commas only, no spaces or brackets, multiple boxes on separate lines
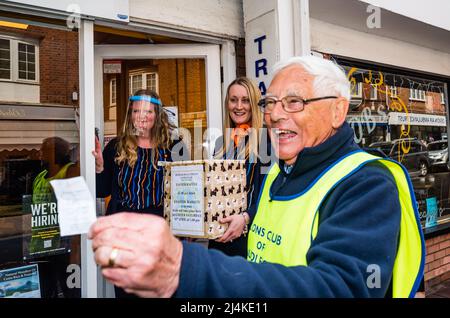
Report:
219,216,232,224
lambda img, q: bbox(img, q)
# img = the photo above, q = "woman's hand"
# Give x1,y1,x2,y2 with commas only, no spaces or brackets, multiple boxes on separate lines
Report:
92,137,104,173
215,214,246,243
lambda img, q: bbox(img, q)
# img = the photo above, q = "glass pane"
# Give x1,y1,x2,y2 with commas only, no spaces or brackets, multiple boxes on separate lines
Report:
28,62,35,73
18,52,26,62
18,43,26,53
0,69,10,79
0,59,10,70
1,28,80,299
131,75,142,95
145,73,157,92
345,64,450,228
27,53,35,63
0,39,9,50
18,61,26,72
0,49,10,60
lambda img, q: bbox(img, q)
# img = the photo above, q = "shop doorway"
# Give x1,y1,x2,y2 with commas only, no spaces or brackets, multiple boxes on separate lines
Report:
94,44,222,159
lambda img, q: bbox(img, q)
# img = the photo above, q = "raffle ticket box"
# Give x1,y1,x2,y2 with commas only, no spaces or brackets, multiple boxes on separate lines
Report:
159,160,247,239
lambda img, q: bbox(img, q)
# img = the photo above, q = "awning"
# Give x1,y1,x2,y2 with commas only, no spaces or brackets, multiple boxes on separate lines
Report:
0,120,79,151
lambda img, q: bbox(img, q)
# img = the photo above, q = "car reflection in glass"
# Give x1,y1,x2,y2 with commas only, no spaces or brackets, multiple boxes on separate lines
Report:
365,138,430,177
427,140,449,172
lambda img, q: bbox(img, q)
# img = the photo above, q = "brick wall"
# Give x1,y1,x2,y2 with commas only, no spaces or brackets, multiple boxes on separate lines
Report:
30,26,79,106
0,25,79,106
424,233,450,293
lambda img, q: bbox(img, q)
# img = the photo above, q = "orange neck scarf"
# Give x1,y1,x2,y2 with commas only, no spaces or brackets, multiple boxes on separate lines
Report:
231,123,251,146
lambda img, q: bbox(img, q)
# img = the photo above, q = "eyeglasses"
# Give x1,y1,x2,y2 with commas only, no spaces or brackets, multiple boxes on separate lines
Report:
258,95,338,113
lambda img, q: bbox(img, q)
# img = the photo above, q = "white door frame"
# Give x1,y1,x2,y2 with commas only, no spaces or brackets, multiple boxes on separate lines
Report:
94,44,223,155
79,19,97,299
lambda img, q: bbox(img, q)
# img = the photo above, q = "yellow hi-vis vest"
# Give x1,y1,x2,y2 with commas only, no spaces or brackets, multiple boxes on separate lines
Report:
247,150,425,298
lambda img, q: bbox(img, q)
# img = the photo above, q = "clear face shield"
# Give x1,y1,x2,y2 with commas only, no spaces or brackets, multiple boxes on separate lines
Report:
126,95,162,137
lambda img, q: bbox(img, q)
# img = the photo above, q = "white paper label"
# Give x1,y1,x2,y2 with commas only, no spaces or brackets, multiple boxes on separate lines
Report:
170,165,204,236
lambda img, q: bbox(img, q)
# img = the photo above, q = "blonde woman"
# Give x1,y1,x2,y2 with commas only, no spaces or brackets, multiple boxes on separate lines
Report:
93,89,178,216
93,89,180,297
209,77,270,257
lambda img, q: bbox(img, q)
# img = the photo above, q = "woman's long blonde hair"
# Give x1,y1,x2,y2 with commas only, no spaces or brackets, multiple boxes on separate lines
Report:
115,89,174,168
217,77,263,161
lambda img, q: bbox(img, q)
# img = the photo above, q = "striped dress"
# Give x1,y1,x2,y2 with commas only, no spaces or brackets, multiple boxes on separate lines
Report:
117,147,169,211
96,138,173,217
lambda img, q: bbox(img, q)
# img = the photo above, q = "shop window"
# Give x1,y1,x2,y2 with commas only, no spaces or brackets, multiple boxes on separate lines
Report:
351,82,362,99
344,64,450,229
0,26,80,298
370,84,378,100
129,72,159,96
442,93,446,105
0,36,38,83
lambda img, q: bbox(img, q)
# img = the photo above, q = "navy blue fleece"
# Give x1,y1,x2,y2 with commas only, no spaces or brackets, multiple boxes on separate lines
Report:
174,123,401,297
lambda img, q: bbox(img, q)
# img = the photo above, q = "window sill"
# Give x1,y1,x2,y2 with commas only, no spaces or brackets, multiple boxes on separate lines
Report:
423,220,450,239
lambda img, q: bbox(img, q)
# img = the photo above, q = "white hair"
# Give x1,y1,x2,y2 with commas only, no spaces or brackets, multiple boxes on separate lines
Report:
272,55,350,101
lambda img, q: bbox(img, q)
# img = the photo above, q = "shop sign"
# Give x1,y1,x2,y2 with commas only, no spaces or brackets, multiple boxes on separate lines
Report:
0,264,41,298
389,112,446,127
103,60,122,74
22,195,69,259
245,10,277,96
346,114,388,124
0,104,76,121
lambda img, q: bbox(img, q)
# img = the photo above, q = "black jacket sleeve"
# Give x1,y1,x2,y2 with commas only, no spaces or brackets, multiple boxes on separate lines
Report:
96,139,117,198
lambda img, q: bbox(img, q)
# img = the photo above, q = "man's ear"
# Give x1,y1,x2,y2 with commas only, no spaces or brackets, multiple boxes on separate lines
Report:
331,97,349,129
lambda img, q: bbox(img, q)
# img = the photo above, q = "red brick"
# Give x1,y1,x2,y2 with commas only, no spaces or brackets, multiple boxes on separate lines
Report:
425,253,435,264
435,249,447,260
427,244,441,254
440,240,450,250
434,235,449,244
426,264,450,281
425,271,435,281
442,271,450,282
426,238,435,247
429,259,444,271
444,256,450,265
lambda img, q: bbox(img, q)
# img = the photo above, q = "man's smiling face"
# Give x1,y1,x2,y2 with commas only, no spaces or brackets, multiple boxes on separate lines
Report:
265,65,338,165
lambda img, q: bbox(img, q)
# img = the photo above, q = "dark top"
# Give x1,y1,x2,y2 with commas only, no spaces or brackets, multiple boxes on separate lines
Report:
96,138,173,216
175,122,402,297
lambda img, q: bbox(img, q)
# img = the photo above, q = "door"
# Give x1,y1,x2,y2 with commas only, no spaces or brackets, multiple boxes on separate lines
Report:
93,44,222,297
95,44,222,159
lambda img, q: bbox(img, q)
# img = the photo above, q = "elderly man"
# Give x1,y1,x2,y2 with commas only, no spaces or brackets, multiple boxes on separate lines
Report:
89,56,425,298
